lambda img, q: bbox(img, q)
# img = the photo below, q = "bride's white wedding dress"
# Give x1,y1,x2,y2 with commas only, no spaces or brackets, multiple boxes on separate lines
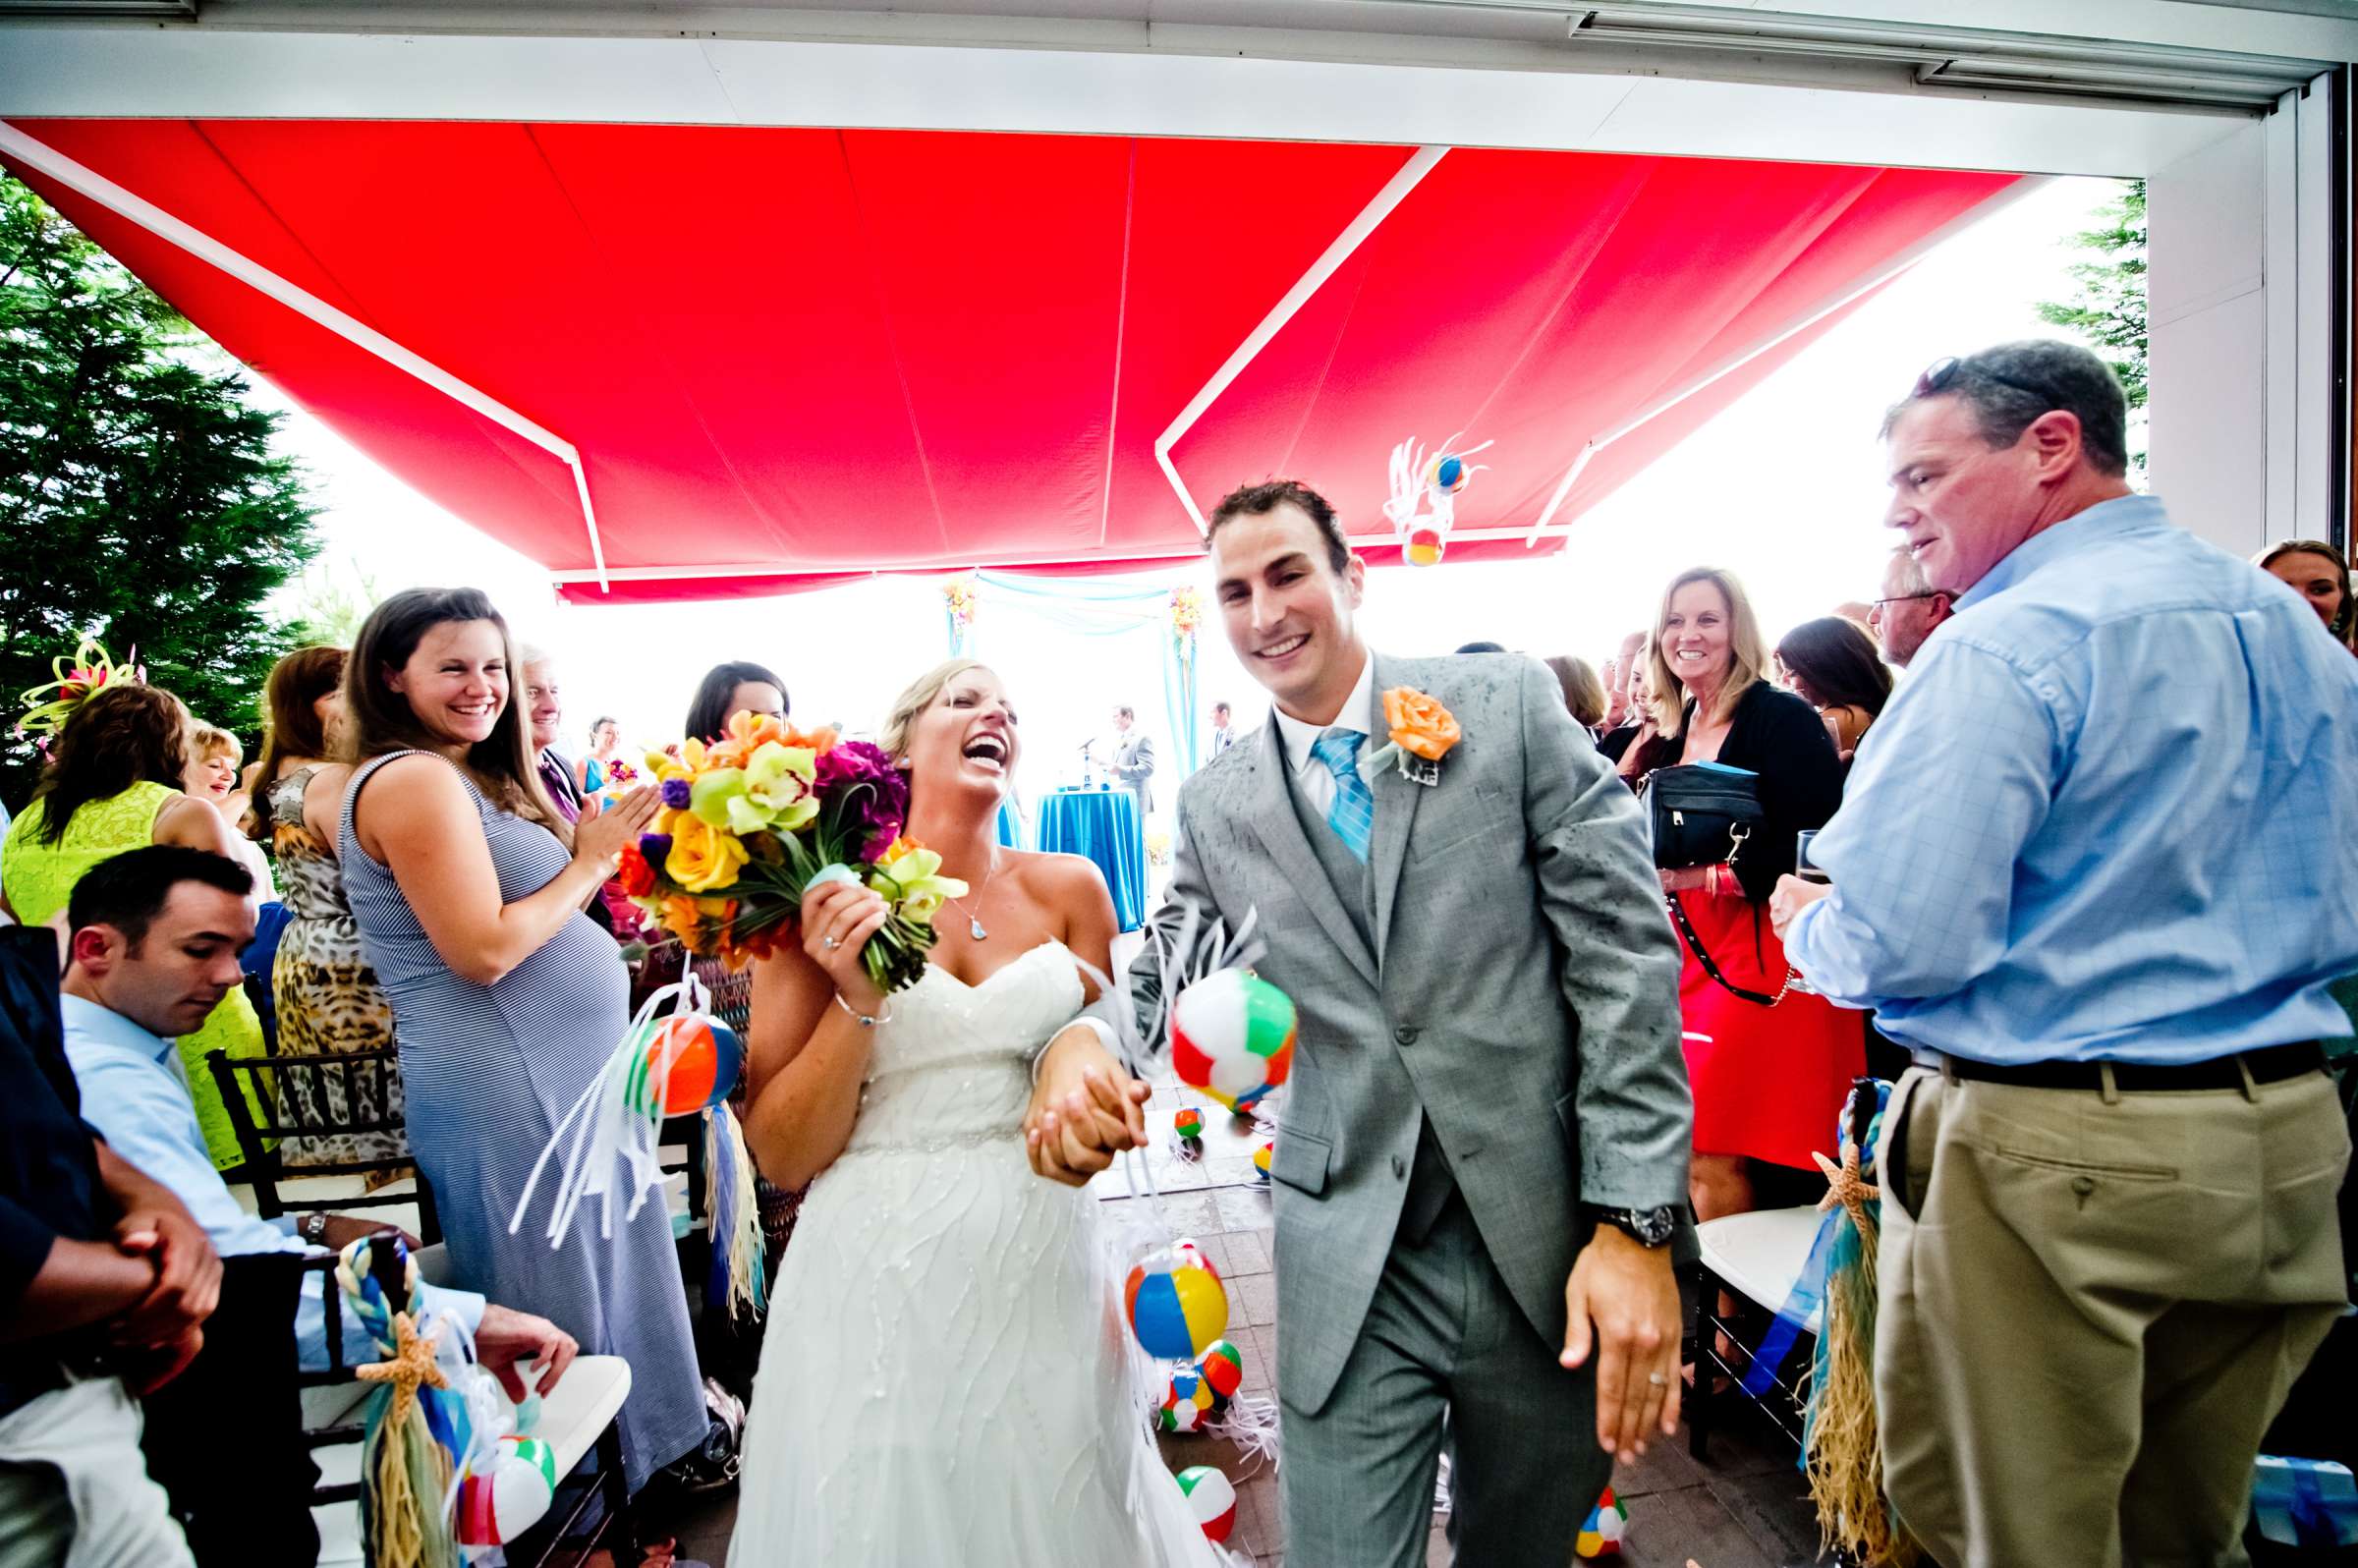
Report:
729,939,1229,1565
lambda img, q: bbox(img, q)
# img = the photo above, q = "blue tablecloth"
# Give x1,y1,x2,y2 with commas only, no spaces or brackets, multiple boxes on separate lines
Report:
996,799,1026,850
1037,787,1147,932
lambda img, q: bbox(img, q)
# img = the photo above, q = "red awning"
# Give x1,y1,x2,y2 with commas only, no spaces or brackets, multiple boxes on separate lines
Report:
2,121,2015,602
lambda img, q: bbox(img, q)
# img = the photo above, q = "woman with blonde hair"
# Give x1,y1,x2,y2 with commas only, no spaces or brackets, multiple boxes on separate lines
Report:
1621,568,1859,1233
729,657,1218,1567
183,719,277,902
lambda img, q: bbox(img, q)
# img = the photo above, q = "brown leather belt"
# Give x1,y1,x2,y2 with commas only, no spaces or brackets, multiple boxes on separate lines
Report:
1910,1040,2326,1092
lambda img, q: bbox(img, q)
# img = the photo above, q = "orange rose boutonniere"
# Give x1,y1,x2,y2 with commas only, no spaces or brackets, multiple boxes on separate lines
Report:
1370,687,1462,786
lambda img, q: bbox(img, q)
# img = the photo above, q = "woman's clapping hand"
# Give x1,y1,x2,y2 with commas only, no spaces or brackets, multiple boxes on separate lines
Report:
573,786,659,870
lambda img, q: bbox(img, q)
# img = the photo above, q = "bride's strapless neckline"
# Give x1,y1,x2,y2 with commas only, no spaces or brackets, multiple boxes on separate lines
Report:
914,936,1073,998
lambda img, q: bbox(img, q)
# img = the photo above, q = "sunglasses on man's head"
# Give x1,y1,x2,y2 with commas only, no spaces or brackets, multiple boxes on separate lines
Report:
1914,356,2054,406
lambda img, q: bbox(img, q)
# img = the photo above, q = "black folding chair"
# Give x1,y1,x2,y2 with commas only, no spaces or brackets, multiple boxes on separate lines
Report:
207,1047,439,1246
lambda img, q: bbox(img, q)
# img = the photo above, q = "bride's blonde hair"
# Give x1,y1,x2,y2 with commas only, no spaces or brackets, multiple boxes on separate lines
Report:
880,659,991,760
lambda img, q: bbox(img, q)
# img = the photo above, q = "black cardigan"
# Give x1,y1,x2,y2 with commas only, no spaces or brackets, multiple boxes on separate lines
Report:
1635,681,1845,902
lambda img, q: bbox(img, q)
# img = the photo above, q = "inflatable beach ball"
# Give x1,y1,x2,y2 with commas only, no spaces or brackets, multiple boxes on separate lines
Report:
1576,1484,1628,1558
1429,452,1470,494
1197,1339,1244,1412
1170,970,1297,1115
1173,1106,1205,1141
1175,1465,1238,1544
1407,526,1445,567
1159,1368,1216,1433
454,1434,559,1546
1252,1141,1273,1183
623,1014,744,1117
1125,1240,1228,1361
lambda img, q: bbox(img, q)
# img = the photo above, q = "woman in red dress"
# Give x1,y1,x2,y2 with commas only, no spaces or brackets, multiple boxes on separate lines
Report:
1620,567,1860,1226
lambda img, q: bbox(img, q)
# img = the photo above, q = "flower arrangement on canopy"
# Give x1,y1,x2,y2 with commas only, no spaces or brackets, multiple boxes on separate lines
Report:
943,577,980,655
1168,586,1203,642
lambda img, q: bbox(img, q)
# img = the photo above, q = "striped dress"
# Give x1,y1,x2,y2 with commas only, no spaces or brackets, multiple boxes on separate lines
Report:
339,752,705,1493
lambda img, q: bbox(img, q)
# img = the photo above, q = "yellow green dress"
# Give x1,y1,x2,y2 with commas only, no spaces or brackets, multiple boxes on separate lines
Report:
2,782,272,1170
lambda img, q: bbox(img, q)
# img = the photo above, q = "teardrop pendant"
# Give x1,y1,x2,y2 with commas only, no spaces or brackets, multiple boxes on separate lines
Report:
970,917,989,941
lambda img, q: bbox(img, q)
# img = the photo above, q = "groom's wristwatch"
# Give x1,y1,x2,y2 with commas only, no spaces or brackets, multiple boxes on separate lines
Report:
1583,1204,1677,1249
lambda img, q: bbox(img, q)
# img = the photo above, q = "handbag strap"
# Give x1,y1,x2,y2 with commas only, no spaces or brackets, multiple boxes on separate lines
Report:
1666,892,1797,1008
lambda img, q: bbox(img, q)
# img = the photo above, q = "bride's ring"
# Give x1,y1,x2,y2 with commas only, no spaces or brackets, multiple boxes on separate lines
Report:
821,935,840,951
1647,1372,1669,1387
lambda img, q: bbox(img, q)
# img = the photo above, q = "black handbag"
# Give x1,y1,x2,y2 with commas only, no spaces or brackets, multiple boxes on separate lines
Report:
1645,760,1762,870
1642,762,1799,1007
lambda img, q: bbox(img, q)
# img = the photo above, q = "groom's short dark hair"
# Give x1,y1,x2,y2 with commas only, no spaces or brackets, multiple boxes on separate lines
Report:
1207,479,1352,577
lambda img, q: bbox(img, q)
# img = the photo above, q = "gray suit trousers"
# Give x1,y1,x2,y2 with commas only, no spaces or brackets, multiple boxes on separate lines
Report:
1282,1194,1605,1568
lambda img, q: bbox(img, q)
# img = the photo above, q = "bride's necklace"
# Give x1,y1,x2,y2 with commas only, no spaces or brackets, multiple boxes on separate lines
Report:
944,853,1003,942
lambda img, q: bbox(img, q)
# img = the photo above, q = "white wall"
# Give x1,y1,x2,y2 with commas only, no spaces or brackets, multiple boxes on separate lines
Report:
2149,121,2271,554
2149,74,2341,557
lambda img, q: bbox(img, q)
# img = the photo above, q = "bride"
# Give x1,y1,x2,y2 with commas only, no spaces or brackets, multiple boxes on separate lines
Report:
729,659,1228,1565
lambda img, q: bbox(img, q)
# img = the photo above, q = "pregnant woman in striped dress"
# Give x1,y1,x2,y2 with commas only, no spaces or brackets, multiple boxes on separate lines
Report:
336,588,707,1529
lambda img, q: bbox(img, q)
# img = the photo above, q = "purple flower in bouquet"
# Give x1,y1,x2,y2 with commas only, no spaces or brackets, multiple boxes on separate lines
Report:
660,777,692,810
639,831,674,864
815,741,909,861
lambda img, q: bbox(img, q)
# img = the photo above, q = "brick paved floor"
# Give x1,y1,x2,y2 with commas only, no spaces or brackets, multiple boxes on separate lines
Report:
668,1068,1823,1568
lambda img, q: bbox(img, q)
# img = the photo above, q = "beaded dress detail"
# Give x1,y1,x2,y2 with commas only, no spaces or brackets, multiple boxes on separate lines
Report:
728,940,1225,1566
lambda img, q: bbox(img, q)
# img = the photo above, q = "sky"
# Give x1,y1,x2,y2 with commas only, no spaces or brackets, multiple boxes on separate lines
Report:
251,174,2125,780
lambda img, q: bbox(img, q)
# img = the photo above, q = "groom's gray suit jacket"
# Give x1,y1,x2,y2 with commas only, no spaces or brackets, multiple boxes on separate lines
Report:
1128,652,1691,1415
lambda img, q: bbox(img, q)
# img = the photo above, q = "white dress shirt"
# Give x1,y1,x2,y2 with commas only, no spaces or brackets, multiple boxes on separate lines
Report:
60,993,483,1368
1270,649,1379,817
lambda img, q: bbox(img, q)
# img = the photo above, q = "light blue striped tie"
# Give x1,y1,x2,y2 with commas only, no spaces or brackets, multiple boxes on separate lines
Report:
1311,730,1374,864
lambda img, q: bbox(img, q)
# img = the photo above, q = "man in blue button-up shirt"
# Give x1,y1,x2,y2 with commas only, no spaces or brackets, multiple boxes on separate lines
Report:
1770,341,2355,1568
59,846,578,1567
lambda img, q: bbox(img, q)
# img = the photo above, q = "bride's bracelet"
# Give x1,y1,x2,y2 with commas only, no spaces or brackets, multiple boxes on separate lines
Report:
833,991,893,1030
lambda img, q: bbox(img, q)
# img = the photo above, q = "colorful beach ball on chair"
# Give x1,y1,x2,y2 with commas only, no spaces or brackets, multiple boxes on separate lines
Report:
1125,1240,1228,1361
1170,969,1296,1114
454,1434,560,1546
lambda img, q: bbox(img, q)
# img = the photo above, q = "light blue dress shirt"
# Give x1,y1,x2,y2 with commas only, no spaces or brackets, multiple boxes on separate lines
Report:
60,993,483,1367
1787,492,2358,1065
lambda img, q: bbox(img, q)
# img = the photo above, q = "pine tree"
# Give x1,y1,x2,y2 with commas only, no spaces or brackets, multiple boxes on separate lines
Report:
0,175,320,809
2037,179,2147,468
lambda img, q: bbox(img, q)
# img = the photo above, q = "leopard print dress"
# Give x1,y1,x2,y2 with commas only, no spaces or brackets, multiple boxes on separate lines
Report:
268,765,409,1170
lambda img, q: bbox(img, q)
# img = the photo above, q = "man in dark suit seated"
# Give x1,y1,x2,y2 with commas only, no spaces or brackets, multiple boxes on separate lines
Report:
0,921,218,1568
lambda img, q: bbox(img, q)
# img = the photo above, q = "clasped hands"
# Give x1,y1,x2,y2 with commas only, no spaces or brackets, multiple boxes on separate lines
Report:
1023,1025,1151,1188
106,1201,222,1396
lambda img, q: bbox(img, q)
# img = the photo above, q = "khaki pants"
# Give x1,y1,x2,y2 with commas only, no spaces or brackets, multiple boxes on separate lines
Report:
1876,1061,2350,1568
0,1376,195,1568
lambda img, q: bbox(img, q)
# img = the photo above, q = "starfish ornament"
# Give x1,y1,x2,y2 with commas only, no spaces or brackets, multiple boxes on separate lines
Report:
1813,1139,1881,1227
355,1311,448,1420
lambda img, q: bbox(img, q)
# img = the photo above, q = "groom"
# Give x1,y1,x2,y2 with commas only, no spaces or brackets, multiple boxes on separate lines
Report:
1042,479,1692,1565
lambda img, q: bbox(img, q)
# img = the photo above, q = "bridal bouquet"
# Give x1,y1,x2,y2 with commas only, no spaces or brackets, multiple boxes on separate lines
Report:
616,712,967,990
